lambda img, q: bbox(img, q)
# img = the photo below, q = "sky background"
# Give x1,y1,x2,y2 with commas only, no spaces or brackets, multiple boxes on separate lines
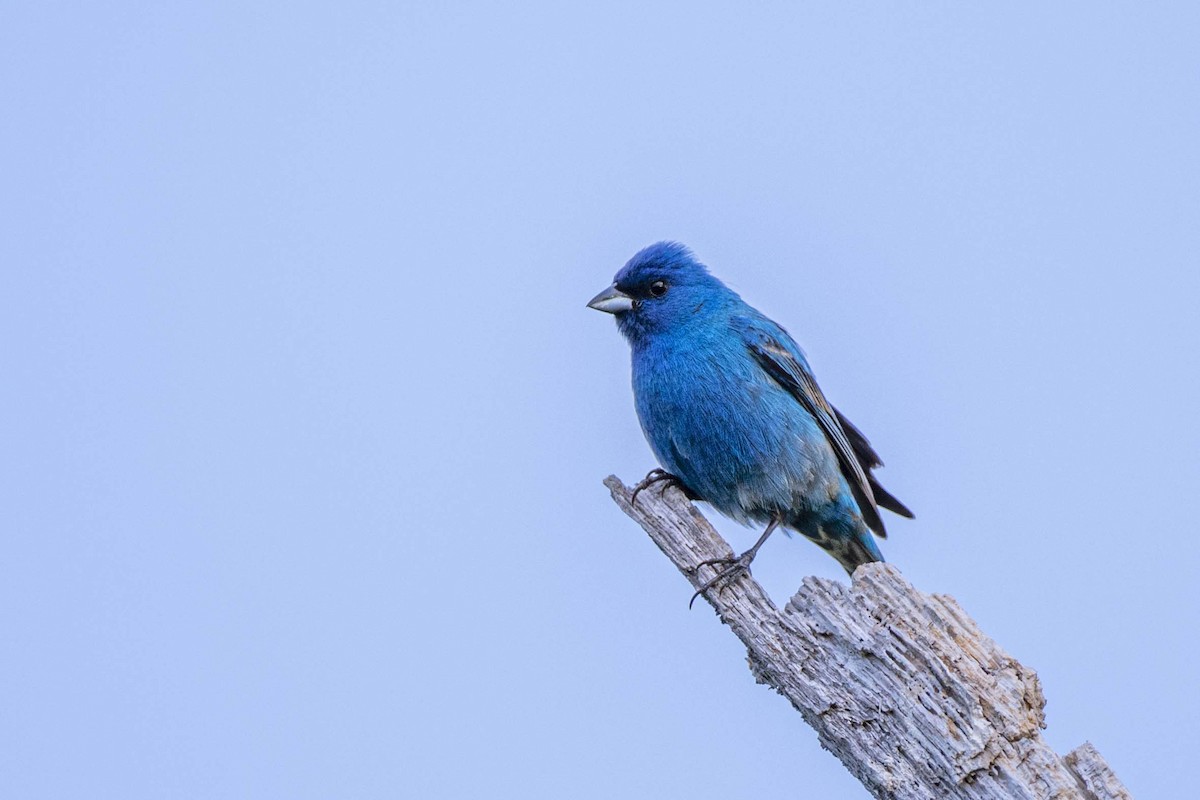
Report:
3,2,1198,797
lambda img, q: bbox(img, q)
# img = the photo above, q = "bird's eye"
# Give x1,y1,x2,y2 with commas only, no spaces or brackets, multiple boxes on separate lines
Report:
649,280,668,298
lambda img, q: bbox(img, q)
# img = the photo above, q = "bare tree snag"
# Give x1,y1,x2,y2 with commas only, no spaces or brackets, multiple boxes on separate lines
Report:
604,475,1133,800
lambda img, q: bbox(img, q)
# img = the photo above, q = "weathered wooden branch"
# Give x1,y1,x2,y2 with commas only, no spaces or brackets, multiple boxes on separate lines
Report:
604,475,1133,800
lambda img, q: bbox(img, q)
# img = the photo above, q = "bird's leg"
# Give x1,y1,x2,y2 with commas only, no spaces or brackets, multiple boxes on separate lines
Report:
631,468,687,505
689,517,782,609
692,518,780,574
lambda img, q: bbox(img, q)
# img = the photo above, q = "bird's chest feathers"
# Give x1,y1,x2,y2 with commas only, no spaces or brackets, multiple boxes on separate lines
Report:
630,332,784,468
632,327,830,477
633,334,755,419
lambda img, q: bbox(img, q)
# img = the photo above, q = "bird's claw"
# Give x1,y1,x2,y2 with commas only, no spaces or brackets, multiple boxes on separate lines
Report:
688,553,753,609
630,468,682,505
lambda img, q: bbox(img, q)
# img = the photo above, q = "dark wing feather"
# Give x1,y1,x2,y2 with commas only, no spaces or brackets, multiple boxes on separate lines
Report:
834,407,914,520
747,336,889,536
745,329,913,536
833,407,882,467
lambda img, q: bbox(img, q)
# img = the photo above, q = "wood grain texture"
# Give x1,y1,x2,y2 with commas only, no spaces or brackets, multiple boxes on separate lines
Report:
604,475,1133,799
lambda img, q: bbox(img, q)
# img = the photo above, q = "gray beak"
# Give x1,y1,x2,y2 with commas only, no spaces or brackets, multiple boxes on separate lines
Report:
587,284,635,314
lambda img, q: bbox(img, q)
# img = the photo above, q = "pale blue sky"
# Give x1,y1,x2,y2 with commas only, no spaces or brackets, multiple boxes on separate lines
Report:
2,3,1197,797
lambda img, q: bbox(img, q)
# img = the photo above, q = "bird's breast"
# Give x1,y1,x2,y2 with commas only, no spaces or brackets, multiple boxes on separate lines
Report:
630,336,837,518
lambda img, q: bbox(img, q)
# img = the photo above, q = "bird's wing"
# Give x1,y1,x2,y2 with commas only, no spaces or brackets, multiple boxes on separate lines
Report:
833,405,914,520
737,315,896,537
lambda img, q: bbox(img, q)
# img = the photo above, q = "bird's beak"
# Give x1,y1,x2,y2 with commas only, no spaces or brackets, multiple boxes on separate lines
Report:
587,284,635,314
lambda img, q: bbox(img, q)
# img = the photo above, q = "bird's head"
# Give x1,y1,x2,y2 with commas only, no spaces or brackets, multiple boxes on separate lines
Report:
587,242,729,343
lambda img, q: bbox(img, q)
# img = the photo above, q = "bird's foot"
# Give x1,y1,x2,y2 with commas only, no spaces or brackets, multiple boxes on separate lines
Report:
688,552,755,610
630,468,685,505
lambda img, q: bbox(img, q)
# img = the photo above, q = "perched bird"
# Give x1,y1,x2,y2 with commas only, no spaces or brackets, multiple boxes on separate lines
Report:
588,242,912,600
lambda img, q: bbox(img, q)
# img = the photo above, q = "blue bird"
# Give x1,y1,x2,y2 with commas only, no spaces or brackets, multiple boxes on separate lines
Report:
589,242,912,600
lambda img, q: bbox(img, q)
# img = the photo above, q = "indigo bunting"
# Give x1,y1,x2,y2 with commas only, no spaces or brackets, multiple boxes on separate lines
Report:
589,242,912,598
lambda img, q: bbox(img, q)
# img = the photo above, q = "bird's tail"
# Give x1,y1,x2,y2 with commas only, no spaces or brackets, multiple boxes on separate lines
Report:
794,519,885,575
801,526,883,575
834,533,885,575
